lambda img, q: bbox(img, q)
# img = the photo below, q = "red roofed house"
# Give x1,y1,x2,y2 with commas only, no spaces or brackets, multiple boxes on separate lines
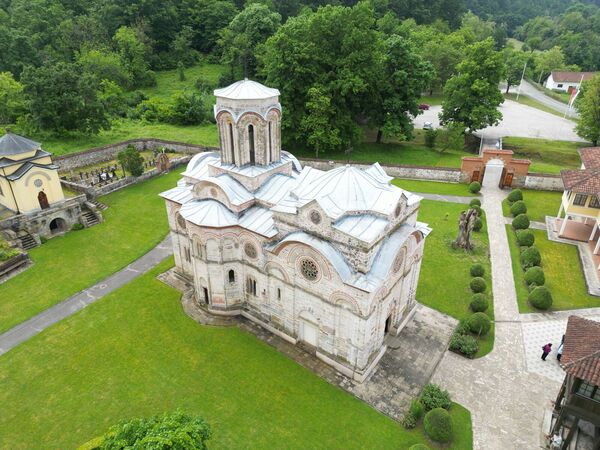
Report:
550,316,600,448
545,71,597,93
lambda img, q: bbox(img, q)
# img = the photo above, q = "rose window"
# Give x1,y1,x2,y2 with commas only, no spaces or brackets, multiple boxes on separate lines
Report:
300,258,319,281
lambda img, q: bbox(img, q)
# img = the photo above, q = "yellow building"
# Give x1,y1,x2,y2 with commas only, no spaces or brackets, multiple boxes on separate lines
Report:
558,147,600,253
0,133,65,214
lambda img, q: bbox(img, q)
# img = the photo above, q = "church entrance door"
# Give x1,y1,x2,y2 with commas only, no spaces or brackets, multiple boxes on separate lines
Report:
301,320,318,347
38,191,49,209
385,314,393,334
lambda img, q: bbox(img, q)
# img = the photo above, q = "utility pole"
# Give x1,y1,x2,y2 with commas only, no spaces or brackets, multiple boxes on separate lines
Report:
516,61,528,101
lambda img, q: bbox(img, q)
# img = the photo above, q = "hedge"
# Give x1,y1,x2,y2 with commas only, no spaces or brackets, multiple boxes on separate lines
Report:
467,312,491,336
424,408,453,443
516,229,535,247
512,214,530,230
469,198,481,207
470,264,485,277
420,384,452,411
470,293,489,312
473,217,483,231
529,286,553,310
524,266,545,286
470,277,487,293
507,189,523,202
520,246,541,269
449,330,479,357
510,200,527,217
469,181,481,193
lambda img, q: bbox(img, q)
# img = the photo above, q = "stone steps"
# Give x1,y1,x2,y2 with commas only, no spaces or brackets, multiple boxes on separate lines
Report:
82,211,100,227
18,233,37,250
90,200,108,211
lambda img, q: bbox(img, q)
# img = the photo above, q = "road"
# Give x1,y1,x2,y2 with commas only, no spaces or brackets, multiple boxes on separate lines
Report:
514,80,578,118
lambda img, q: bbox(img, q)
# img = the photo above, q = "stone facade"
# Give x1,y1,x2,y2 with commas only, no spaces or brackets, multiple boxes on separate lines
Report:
524,174,564,191
161,80,429,381
461,149,531,188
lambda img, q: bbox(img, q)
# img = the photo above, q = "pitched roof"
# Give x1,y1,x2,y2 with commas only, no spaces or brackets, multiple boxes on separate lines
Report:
0,133,41,156
551,71,597,83
214,79,280,100
560,148,600,195
0,162,59,181
561,316,600,385
579,147,600,169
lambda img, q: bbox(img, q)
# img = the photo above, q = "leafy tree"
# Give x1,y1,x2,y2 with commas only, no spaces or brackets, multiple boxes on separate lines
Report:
184,0,238,54
0,72,25,124
170,25,200,67
440,38,505,136
117,144,144,177
113,26,156,88
169,91,206,125
98,80,127,117
21,62,109,134
503,47,528,93
532,46,567,83
78,48,131,88
421,32,465,93
300,85,341,158
98,411,212,449
219,3,281,77
576,75,600,145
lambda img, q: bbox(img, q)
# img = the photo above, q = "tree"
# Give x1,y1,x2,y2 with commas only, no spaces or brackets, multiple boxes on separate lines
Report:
78,48,131,88
0,72,25,124
440,38,505,136
117,145,144,177
170,25,200,67
97,411,212,449
113,26,156,88
300,85,341,158
21,62,109,134
219,3,281,77
576,75,600,145
453,208,479,250
533,46,568,83
184,0,238,54
169,91,206,125
421,32,465,93
503,47,528,93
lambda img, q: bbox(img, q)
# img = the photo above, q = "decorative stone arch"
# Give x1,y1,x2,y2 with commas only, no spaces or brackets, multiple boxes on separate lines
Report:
330,291,361,316
191,233,204,258
239,234,263,261
216,110,238,165
391,247,407,276
265,108,281,163
48,216,68,234
237,112,267,165
265,261,290,283
282,243,334,282
24,170,51,188
205,238,220,261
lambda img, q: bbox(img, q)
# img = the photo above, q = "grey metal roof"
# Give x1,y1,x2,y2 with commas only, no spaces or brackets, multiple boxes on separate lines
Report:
0,133,41,156
214,79,280,100
255,174,298,206
2,162,59,181
333,215,389,243
206,174,254,205
159,185,193,204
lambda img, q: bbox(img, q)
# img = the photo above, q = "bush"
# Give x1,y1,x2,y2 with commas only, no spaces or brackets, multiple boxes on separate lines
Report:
529,286,553,310
507,189,523,202
473,217,483,231
0,238,19,262
520,246,541,269
524,266,545,286
401,413,417,429
470,205,482,216
169,91,206,125
409,399,425,420
424,408,453,443
470,277,487,293
512,214,530,230
470,264,485,277
117,145,144,177
470,293,489,312
424,128,438,148
408,445,431,450
466,312,491,336
455,318,470,335
469,198,481,207
469,181,481,193
420,384,451,411
449,330,479,357
71,223,84,231
516,229,535,247
510,200,527,217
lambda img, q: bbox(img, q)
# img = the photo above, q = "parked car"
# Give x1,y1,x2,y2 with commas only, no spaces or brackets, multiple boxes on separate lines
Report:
419,103,430,110
423,121,433,130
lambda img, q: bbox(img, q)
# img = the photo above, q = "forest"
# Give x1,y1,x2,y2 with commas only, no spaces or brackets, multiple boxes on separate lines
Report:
0,0,599,151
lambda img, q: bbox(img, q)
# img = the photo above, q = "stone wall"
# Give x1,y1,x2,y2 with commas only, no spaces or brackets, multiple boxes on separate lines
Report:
54,138,218,172
524,173,564,191
299,158,461,182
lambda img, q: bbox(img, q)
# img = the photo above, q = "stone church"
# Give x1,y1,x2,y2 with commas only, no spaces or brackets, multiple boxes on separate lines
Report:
161,79,430,381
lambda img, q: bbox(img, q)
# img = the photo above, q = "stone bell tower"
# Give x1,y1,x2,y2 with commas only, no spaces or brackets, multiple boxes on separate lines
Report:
214,79,282,167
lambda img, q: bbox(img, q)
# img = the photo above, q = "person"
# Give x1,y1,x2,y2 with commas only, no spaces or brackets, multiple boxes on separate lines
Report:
542,343,552,361
557,342,564,362
549,433,563,449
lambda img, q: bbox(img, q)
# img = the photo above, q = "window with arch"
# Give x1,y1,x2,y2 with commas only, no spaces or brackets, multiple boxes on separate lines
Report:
277,288,281,300
228,269,235,283
248,124,255,164
268,121,272,162
246,277,257,296
228,123,235,164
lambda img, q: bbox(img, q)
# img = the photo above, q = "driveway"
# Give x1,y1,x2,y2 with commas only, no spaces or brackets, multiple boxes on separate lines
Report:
517,80,577,118
415,99,584,141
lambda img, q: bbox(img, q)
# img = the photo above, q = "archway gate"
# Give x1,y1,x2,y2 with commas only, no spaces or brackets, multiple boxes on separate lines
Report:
460,149,531,189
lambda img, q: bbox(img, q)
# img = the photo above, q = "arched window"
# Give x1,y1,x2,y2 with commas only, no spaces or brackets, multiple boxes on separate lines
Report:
277,288,281,300
228,269,235,283
246,277,257,296
228,123,235,165
248,124,255,164
268,121,272,163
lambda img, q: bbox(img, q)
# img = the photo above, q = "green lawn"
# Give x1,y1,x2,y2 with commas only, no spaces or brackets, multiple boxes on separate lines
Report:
506,226,600,312
393,179,475,196
504,93,566,118
0,258,472,449
0,169,183,334
417,200,494,357
419,93,444,105
502,190,562,222
503,136,588,174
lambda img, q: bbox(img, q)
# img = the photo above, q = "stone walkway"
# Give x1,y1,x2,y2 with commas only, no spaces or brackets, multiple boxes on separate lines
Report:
0,236,173,356
416,192,475,204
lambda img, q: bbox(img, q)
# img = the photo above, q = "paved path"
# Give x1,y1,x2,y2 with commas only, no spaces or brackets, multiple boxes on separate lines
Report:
432,185,559,450
518,80,577,118
0,236,173,356
415,192,474,204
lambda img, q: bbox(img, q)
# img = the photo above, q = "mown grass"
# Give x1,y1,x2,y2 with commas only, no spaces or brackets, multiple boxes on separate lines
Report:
417,199,494,357
506,226,600,312
502,189,562,222
0,258,472,450
392,179,475,197
0,169,182,334
503,136,588,174
504,93,566,118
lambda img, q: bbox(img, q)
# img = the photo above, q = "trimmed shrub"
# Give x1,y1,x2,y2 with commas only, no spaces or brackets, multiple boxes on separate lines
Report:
71,223,84,231
512,214,530,230
470,293,489,312
507,189,523,202
520,246,541,269
470,277,487,293
469,181,481,193
470,264,485,277
469,198,481,207
409,399,425,420
510,200,527,217
516,229,535,247
524,266,545,286
402,413,417,429
473,217,483,232
424,408,453,443
470,205,482,216
467,312,491,336
449,330,479,357
420,384,451,411
529,286,553,310
409,445,431,450
455,318,470,335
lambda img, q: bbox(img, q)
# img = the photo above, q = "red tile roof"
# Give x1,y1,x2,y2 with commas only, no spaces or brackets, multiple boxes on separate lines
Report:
560,148,600,195
561,316,600,385
579,148,600,169
551,71,597,83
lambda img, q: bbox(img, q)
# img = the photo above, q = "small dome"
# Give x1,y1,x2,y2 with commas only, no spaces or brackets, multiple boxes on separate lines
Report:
214,79,280,100
0,133,41,156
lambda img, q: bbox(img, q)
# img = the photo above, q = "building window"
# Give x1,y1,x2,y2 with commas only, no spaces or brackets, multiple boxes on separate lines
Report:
574,194,588,206
590,196,600,209
228,123,235,165
184,247,191,262
277,288,281,300
248,124,255,164
310,210,321,225
300,258,319,281
228,269,235,283
577,381,600,402
246,277,257,296
557,84,563,88
268,121,272,162
244,242,258,259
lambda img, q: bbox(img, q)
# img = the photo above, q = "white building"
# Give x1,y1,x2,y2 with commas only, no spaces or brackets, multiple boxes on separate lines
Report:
545,71,597,93
161,79,430,381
